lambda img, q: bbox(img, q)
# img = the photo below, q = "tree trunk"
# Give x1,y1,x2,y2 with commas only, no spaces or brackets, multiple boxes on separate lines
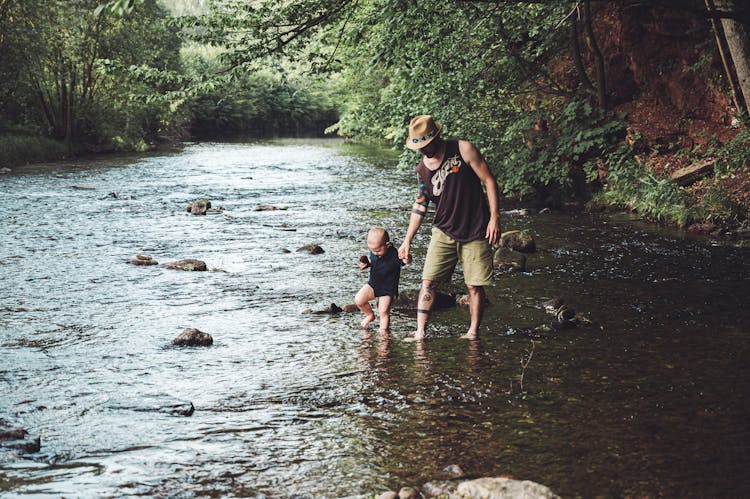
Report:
570,11,595,94
714,0,750,114
705,0,744,114
582,1,607,110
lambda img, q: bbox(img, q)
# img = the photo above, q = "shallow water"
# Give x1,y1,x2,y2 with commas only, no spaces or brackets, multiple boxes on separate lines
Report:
1,139,749,498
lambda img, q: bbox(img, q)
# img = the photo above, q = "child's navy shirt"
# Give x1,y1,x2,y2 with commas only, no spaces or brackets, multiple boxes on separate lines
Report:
368,245,403,298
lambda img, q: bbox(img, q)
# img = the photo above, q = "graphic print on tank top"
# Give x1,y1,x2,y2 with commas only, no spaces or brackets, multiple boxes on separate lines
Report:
431,155,462,196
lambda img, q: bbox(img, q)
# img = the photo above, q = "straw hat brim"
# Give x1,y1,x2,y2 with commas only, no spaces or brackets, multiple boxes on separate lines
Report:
405,122,442,150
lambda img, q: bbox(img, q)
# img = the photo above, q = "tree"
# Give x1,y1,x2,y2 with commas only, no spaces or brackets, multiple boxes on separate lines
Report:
1,0,182,150
712,0,750,115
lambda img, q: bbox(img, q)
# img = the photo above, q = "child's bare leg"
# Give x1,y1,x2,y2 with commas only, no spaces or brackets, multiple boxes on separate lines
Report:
355,284,376,328
377,295,393,333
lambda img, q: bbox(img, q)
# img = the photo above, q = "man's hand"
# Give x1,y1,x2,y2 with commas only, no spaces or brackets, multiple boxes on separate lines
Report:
486,215,501,246
398,242,412,264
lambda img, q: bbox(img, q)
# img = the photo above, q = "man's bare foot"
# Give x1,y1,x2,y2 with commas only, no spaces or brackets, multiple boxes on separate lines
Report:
360,314,375,328
460,331,478,340
403,330,426,342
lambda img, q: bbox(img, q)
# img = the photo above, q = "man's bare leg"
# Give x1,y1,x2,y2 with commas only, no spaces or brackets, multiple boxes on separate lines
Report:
460,284,485,339
413,280,435,340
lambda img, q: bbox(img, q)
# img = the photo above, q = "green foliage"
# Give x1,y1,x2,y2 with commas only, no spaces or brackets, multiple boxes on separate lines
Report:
714,127,750,178
324,3,546,148
0,134,69,165
499,99,625,199
181,46,338,137
693,177,748,226
595,146,694,227
1,0,184,151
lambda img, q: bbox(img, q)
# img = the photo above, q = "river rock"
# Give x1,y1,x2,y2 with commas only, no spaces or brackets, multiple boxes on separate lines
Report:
500,230,536,253
161,259,207,271
422,480,458,497
456,477,560,498
377,492,398,499
173,327,213,346
542,297,564,312
1,167,12,174
686,222,718,235
187,199,211,215
342,303,359,313
128,254,158,266
303,303,343,314
398,487,419,499
443,464,466,478
255,204,285,211
109,395,195,417
297,244,325,254
0,419,41,455
502,208,532,216
493,247,527,271
393,289,456,311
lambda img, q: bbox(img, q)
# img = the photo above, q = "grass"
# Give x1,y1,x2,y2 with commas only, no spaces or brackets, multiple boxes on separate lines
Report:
0,134,69,167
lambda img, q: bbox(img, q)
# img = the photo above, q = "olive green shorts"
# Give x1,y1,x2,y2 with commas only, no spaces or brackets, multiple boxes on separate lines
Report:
422,227,494,286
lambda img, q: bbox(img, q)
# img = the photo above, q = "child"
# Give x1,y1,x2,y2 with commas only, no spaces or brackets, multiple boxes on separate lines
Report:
355,227,404,332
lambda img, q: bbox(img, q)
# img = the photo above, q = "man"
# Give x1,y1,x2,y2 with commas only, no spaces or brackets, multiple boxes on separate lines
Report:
398,115,501,340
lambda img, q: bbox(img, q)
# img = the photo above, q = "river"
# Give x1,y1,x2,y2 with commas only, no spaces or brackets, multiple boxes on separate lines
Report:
1,139,749,498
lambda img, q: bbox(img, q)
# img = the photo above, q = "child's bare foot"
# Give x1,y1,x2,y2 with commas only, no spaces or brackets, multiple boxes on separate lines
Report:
360,314,375,328
460,330,478,340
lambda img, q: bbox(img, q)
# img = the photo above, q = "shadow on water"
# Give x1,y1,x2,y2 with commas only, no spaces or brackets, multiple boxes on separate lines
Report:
1,139,749,497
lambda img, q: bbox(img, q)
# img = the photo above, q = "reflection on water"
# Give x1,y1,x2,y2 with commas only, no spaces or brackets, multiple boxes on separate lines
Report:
1,139,749,497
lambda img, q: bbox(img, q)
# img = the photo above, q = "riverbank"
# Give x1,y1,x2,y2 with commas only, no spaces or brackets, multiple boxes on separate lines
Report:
0,133,70,166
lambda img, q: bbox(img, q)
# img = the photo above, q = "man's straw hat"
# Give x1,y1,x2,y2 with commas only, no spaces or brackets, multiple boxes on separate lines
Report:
406,115,441,150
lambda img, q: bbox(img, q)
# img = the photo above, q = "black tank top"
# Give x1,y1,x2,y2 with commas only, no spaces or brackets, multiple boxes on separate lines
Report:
416,140,489,242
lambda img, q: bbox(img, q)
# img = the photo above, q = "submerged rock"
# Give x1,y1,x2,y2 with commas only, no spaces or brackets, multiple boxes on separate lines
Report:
493,246,527,271
542,297,564,312
173,327,213,346
187,199,211,215
500,230,537,253
161,259,207,271
297,244,325,254
303,303,344,314
109,395,195,417
502,208,532,216
0,420,41,455
539,297,579,331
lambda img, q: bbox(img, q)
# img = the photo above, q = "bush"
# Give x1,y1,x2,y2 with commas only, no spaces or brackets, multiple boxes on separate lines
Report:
594,146,694,227
0,134,69,166
498,99,625,201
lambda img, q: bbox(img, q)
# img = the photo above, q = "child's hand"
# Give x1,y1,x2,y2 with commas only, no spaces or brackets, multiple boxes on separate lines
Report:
359,255,370,270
